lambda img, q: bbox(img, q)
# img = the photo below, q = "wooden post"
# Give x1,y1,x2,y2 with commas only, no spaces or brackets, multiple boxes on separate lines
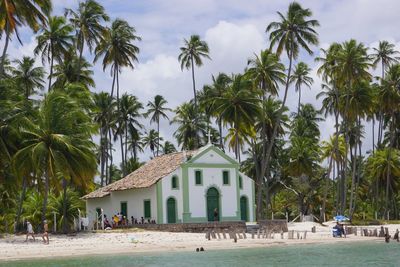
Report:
95,211,98,230
286,212,288,222
272,212,274,220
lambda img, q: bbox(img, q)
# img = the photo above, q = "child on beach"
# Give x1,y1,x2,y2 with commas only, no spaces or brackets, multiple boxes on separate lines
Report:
42,220,49,244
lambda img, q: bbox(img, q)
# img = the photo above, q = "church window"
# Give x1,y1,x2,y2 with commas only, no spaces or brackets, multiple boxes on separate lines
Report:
195,170,202,185
172,175,179,189
223,170,230,185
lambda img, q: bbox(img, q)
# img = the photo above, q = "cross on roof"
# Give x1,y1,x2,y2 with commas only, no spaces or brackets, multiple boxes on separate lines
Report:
206,130,212,144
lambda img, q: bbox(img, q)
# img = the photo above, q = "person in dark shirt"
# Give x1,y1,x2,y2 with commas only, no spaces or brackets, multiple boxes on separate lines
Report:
213,208,219,222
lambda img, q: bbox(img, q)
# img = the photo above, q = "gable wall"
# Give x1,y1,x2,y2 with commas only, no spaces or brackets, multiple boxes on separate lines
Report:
160,168,183,223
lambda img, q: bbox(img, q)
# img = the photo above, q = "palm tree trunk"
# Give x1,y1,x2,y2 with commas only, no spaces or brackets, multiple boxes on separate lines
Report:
322,157,333,222
218,117,224,151
111,68,116,98
62,177,68,234
258,87,268,219
349,140,357,218
100,128,105,186
262,44,294,218
77,41,84,82
157,119,160,156
372,117,375,152
48,44,54,92
41,171,50,231
298,87,301,114
0,23,10,76
108,128,113,184
15,176,27,232
251,139,262,221
190,56,199,147
386,111,395,216
124,124,128,166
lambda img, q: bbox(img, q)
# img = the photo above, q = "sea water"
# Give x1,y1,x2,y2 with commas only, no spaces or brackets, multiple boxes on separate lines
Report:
1,242,399,267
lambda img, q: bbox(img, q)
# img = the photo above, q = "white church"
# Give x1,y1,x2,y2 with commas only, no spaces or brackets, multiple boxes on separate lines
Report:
83,144,255,224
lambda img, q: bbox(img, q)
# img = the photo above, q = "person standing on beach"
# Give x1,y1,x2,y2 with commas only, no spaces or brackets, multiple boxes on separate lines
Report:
25,221,35,242
42,220,49,244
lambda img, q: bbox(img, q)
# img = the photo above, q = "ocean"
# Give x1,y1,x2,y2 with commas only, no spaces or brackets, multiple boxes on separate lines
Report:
1,241,399,267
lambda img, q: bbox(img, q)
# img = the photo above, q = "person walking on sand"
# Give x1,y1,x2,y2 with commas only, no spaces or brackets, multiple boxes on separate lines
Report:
25,221,35,242
42,220,49,244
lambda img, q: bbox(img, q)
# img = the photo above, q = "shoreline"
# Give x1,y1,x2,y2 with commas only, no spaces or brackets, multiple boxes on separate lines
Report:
0,222,394,262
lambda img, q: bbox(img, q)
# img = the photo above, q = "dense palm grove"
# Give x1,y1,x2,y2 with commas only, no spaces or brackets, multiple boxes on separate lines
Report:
1,0,400,233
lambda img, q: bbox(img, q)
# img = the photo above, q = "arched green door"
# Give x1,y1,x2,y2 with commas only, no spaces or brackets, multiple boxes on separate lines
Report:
167,197,176,223
240,196,248,221
207,187,219,221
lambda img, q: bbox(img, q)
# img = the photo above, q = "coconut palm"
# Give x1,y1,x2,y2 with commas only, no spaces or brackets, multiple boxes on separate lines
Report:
214,74,260,160
142,129,163,157
0,0,51,75
162,141,177,154
93,92,116,186
12,56,45,99
171,102,207,150
290,62,313,112
126,127,143,162
200,73,231,150
65,0,109,78
51,51,95,89
116,93,143,175
265,2,319,217
144,95,171,156
178,34,210,132
94,19,141,101
13,91,97,229
34,16,74,92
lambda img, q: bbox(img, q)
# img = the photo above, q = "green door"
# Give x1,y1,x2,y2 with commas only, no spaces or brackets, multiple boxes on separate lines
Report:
167,198,177,223
207,187,219,221
121,202,127,217
240,196,248,221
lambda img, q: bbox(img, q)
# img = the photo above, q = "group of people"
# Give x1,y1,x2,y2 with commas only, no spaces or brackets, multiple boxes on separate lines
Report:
103,213,156,229
25,220,49,244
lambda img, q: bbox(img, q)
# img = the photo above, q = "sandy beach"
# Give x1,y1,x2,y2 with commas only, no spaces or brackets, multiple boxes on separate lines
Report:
1,222,398,262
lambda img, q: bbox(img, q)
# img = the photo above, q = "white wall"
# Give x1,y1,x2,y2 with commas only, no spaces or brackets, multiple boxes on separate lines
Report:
191,149,230,164
188,167,238,218
239,172,255,222
86,186,157,226
161,168,183,223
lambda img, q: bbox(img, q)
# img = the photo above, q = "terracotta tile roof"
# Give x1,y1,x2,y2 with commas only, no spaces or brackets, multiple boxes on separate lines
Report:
82,149,198,199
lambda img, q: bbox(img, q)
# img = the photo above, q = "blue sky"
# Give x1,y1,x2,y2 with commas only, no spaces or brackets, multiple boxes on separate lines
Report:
3,0,400,163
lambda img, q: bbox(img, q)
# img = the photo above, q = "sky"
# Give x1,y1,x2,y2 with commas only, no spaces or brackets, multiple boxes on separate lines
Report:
3,0,400,165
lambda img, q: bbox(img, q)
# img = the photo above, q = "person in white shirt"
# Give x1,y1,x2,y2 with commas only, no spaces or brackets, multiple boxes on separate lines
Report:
25,221,35,242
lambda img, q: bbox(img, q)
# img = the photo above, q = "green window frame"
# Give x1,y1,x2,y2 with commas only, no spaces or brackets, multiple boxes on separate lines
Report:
239,175,243,189
223,170,230,185
172,175,179,189
195,170,202,185
144,200,151,218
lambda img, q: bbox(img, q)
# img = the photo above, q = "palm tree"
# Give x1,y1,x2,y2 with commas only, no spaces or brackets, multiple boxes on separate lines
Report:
246,49,286,216
94,19,141,101
34,16,74,92
126,127,143,162
65,0,109,79
371,41,400,146
201,73,231,150
93,92,116,186
0,0,51,75
215,74,260,160
116,93,143,175
144,95,171,156
290,62,313,112
143,129,163,157
12,56,45,99
162,141,177,154
13,91,97,229
51,50,95,89
178,34,210,138
265,2,319,215
171,102,207,150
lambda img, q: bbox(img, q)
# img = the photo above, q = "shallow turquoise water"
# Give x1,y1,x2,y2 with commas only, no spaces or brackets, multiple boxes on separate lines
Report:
1,242,399,267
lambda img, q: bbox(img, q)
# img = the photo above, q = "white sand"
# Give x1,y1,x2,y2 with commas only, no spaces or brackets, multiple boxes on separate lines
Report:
1,222,398,262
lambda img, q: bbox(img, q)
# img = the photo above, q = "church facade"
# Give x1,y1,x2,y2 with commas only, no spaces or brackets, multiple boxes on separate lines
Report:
83,145,255,225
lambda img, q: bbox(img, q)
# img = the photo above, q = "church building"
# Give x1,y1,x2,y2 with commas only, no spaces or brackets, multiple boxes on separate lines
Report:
83,144,255,224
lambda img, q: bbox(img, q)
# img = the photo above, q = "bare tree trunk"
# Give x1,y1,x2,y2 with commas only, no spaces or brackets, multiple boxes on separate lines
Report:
15,176,27,232
62,177,68,234
76,41,84,82
0,23,10,76
349,140,357,218
48,44,54,92
322,157,333,222
386,112,395,215
41,171,50,231
157,119,160,156
108,129,113,184
218,117,224,151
